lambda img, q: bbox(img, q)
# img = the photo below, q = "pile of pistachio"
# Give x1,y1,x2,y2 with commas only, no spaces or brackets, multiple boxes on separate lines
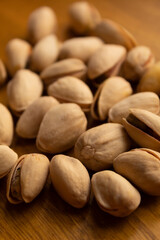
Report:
0,2,160,218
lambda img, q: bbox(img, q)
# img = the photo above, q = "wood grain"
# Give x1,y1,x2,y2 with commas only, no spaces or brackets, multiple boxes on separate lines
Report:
0,0,160,239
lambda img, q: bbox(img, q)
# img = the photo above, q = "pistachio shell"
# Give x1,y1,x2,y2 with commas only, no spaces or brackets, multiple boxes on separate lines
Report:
92,170,141,217
16,96,59,139
50,154,90,208
0,59,7,86
47,76,93,111
36,103,87,153
108,92,160,124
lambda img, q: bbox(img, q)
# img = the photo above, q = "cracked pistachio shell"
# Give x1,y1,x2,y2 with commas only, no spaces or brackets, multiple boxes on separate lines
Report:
74,123,131,171
7,153,49,204
36,103,87,154
92,170,141,217
0,104,14,146
7,69,43,116
27,6,57,44
91,76,132,120
69,1,101,34
114,148,160,196
94,19,137,50
122,108,160,151
5,38,32,76
40,58,87,86
0,59,7,86
16,96,59,139
0,145,18,178
47,76,93,112
59,37,103,63
30,34,59,72
87,44,126,86
50,154,90,208
108,92,160,124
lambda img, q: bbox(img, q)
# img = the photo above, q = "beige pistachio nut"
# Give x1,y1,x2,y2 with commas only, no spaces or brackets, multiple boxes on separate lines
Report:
47,76,93,112
0,59,7,86
16,96,59,139
36,103,87,154
40,58,87,86
59,37,103,63
50,154,90,208
27,6,57,44
94,19,137,50
87,44,126,86
74,123,131,171
69,1,101,34
7,69,43,116
92,170,141,217
108,92,160,124
7,153,49,204
114,148,160,196
5,38,32,76
91,76,132,120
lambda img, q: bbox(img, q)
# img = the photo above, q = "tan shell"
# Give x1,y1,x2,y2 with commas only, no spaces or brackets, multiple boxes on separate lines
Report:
16,96,59,139
7,69,43,116
0,59,7,86
114,148,160,196
74,123,131,171
91,76,132,120
27,6,57,44
0,145,18,178
59,37,103,63
108,92,160,124
94,19,137,50
50,154,90,208
69,1,101,34
40,58,87,86
7,153,49,204
36,103,87,154
47,76,93,111
91,170,141,217
0,104,14,146
5,38,32,76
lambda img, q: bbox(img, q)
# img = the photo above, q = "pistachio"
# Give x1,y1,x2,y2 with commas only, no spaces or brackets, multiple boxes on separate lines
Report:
0,104,14,146
27,6,57,44
108,92,160,124
87,44,126,86
69,1,101,34
91,170,141,217
91,76,132,120
94,19,137,50
114,148,160,196
40,58,87,86
5,38,32,76
74,123,131,171
59,37,103,63
16,96,59,139
36,103,87,154
50,154,90,208
47,76,93,111
7,69,43,116
0,59,7,86
7,153,49,204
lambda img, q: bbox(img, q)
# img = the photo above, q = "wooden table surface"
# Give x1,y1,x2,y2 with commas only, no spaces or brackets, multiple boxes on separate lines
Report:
0,0,160,239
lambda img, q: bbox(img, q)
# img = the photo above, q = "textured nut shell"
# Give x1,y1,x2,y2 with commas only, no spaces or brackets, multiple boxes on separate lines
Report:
50,155,90,208
47,76,93,111
59,37,103,62
5,38,31,76
91,76,132,120
27,6,57,44
16,96,59,139
0,59,7,85
92,170,141,217
108,92,160,124
114,148,160,195
36,103,87,153
74,123,131,171
0,104,14,146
